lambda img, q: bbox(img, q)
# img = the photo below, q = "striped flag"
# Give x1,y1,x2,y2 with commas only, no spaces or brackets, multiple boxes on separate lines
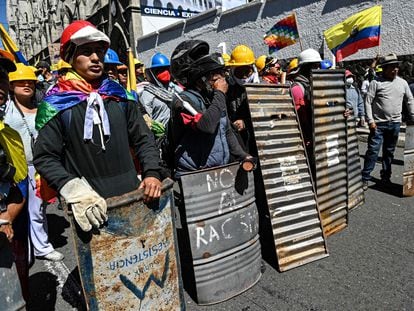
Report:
264,14,299,54
324,6,382,61
0,23,27,64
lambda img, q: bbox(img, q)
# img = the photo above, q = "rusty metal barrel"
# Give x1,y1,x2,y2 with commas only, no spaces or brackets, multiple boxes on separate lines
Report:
403,124,414,196
177,163,261,305
69,178,185,310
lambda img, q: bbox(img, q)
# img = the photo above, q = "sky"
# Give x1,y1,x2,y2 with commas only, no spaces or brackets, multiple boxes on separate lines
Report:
0,0,7,48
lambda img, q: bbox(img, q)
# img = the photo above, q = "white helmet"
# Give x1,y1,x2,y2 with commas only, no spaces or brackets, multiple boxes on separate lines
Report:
298,48,322,65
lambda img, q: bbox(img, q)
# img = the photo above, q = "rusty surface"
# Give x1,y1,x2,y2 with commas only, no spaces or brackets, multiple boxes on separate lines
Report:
245,84,328,272
311,70,349,236
69,178,185,311
179,163,261,305
403,124,414,197
347,117,365,210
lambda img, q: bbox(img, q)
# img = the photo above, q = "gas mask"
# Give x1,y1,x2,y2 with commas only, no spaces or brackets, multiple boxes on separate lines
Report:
346,77,354,85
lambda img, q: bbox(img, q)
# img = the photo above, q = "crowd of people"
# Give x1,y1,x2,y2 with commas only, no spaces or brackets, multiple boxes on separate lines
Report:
0,19,413,307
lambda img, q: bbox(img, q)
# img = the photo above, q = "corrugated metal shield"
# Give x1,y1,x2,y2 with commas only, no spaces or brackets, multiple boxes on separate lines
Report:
403,124,414,196
245,84,328,272
347,117,365,209
0,238,26,310
69,178,185,311
311,70,349,236
178,163,261,305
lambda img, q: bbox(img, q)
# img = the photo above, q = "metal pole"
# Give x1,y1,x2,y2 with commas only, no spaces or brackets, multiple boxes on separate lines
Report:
293,11,304,51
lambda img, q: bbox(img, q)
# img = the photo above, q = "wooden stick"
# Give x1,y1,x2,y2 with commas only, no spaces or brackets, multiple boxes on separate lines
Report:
293,11,304,51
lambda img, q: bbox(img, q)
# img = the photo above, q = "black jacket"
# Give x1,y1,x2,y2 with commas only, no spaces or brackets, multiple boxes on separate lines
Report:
33,98,161,198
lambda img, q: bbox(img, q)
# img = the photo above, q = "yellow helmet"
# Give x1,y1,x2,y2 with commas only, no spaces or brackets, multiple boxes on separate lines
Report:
287,58,299,73
134,58,144,66
222,53,231,66
9,63,37,82
255,55,267,72
56,59,71,71
228,45,255,66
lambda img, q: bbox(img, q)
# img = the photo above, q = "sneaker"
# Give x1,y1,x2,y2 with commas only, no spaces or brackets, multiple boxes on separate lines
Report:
362,180,369,191
38,250,64,262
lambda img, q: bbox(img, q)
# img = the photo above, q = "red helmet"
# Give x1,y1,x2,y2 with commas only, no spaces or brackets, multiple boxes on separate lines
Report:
60,20,110,62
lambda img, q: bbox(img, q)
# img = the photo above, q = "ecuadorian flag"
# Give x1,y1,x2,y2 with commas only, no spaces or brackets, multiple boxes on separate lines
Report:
324,6,382,62
0,23,28,64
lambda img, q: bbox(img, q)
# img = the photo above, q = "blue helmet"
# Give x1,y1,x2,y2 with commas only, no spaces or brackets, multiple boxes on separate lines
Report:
320,59,333,70
104,48,123,65
150,52,170,68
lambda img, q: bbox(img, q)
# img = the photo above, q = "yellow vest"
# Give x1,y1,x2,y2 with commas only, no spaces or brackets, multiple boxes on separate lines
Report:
0,120,28,183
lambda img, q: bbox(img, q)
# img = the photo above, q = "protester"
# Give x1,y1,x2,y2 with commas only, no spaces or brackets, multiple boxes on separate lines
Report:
35,60,57,102
33,20,163,233
56,59,72,78
255,55,282,84
134,58,146,83
289,49,322,163
226,44,258,151
103,48,124,81
0,49,28,302
362,53,414,190
360,67,376,100
4,63,64,263
117,63,128,88
345,69,366,127
139,52,182,127
170,40,255,178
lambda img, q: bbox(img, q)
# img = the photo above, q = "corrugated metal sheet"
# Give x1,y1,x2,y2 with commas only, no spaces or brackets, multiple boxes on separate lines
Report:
245,84,328,272
70,179,185,311
347,117,365,209
179,163,261,305
311,70,349,236
403,124,414,196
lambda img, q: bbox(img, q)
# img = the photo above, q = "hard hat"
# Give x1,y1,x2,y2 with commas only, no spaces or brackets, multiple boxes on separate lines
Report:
345,69,354,77
222,53,231,66
255,55,267,72
150,53,170,68
297,48,322,65
56,59,71,71
104,48,123,65
60,20,110,62
134,58,144,66
287,58,299,73
227,45,255,66
9,63,37,82
320,59,333,70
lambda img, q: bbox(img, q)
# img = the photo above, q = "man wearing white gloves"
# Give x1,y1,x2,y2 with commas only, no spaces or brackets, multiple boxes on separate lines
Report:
33,20,162,232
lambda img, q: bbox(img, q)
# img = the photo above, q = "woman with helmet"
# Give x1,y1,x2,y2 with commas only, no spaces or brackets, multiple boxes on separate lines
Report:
4,63,64,263
226,44,259,152
169,40,254,178
139,52,182,127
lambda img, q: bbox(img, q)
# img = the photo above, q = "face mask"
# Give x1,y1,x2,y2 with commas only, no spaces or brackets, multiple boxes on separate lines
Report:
346,77,354,85
156,70,171,84
234,73,255,86
37,74,44,82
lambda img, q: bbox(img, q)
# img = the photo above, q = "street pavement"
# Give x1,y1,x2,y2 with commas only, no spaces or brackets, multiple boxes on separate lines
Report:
27,140,414,311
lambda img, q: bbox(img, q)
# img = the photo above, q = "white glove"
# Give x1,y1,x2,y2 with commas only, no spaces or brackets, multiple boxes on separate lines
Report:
60,178,107,232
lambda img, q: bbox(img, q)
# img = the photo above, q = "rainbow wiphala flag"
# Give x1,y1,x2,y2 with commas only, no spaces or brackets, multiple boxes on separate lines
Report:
264,14,299,54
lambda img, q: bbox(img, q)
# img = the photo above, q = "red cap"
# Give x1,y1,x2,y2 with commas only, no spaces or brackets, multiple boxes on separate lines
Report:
345,69,353,77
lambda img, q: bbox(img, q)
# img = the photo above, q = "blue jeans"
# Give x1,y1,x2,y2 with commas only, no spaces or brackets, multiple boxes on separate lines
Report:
362,122,400,181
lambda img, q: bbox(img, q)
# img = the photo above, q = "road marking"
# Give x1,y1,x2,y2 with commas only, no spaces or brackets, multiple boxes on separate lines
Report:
43,260,83,309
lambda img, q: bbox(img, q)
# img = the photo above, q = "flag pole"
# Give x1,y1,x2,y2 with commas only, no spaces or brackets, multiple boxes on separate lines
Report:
293,11,304,51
